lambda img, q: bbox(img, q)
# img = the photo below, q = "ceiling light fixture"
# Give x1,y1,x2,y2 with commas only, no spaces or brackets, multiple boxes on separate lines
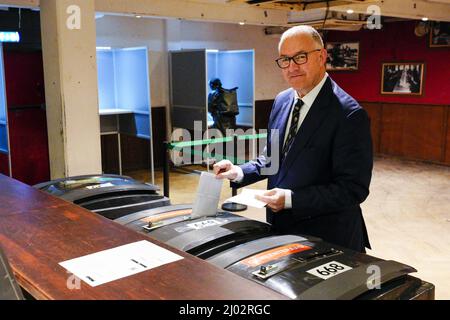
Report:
0,32,20,43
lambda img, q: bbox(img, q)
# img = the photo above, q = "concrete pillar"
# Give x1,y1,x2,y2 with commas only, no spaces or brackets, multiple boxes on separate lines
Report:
40,0,101,178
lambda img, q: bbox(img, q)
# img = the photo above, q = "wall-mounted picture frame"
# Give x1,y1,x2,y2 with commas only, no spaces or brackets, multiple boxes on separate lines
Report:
429,22,450,48
325,42,359,71
381,62,425,95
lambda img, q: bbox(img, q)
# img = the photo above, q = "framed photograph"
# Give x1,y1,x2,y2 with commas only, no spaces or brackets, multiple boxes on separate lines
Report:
325,42,359,71
429,22,450,48
381,62,425,95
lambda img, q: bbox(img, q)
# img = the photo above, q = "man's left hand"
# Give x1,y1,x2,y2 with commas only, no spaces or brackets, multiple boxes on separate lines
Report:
256,188,285,213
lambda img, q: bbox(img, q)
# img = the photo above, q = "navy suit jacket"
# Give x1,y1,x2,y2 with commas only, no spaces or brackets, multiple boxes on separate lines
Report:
233,77,373,252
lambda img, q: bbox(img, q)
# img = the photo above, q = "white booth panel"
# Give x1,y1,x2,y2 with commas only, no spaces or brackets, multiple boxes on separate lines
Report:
114,48,150,114
97,50,116,111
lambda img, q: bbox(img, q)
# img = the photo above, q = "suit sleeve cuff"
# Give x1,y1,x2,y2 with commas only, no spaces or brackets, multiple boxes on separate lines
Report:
284,189,293,209
232,166,244,183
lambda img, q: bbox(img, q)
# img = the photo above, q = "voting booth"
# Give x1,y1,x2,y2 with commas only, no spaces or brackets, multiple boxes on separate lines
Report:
169,49,256,167
170,49,255,131
96,47,154,182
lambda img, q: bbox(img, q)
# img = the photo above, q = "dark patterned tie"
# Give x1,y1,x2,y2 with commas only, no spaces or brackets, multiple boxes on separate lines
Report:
281,99,304,159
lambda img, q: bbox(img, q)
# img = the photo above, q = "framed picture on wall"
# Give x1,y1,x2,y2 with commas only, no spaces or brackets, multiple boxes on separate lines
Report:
429,22,450,48
325,42,359,71
381,62,425,95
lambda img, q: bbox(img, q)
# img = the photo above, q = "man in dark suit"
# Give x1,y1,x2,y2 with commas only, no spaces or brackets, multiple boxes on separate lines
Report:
213,26,373,253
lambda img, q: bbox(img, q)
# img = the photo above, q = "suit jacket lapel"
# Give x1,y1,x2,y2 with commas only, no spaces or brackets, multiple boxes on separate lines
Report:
275,78,333,185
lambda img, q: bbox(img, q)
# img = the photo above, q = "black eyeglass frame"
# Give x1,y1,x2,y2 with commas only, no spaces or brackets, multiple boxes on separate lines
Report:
275,49,322,69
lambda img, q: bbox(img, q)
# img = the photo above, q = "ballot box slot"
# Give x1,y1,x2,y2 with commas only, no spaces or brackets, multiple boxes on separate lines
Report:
114,205,192,225
295,248,343,263
191,232,272,259
252,259,299,280
74,190,159,205
143,216,192,231
78,193,162,208
251,248,343,280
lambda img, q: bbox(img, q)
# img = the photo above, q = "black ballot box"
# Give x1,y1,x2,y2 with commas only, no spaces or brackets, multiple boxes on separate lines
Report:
34,174,170,220
115,204,273,259
207,234,435,300
116,204,435,300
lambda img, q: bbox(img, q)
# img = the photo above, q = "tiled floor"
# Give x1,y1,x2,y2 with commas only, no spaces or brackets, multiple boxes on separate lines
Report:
127,156,450,299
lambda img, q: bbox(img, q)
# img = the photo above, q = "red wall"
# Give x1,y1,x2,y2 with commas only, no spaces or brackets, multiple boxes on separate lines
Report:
3,51,45,106
0,152,9,176
2,50,50,185
7,108,50,185
325,21,450,105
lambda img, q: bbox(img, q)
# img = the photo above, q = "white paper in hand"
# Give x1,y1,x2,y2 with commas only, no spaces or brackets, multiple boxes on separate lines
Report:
191,172,223,218
224,188,268,208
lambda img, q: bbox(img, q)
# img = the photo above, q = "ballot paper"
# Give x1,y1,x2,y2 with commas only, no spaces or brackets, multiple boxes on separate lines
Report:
191,171,223,218
224,188,268,208
59,240,183,287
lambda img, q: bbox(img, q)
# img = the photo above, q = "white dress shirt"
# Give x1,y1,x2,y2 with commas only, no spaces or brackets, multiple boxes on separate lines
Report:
234,73,329,209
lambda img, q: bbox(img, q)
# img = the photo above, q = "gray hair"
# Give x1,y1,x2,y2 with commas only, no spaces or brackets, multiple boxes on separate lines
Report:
278,25,324,52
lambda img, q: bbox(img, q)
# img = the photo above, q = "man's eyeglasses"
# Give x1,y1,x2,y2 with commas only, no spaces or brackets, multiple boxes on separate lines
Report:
275,49,322,69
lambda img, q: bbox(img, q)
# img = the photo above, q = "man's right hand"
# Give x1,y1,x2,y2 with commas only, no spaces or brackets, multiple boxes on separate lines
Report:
213,160,239,180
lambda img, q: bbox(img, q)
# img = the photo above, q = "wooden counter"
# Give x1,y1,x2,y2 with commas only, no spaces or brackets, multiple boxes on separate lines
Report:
0,174,284,300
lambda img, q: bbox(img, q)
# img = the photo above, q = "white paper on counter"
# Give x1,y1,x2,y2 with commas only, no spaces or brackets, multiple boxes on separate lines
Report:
191,171,223,218
59,240,183,287
224,188,268,208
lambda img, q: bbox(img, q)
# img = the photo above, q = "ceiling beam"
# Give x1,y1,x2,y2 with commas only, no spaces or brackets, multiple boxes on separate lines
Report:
0,0,38,8
1,0,448,25
226,0,377,11
0,0,291,26
95,0,290,26
332,0,450,22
